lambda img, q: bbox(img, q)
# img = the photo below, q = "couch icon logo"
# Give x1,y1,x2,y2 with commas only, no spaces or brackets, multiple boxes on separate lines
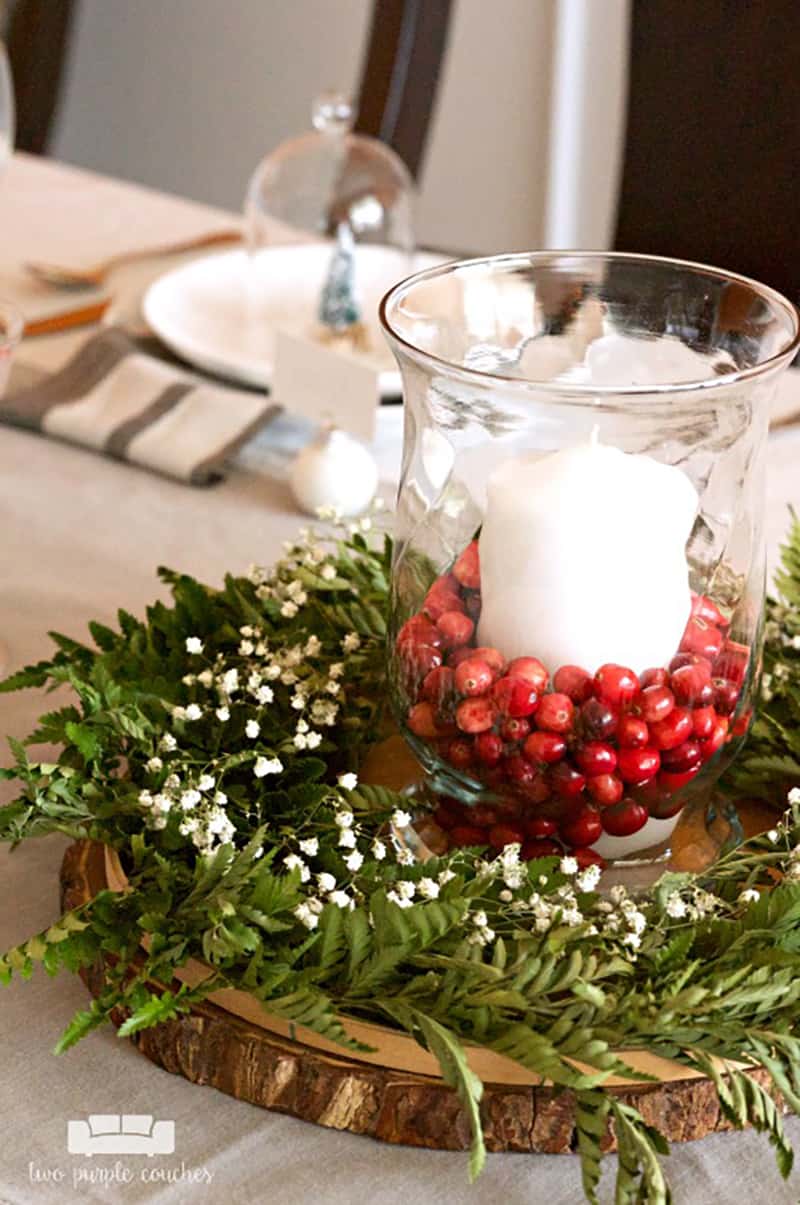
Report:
67,1114,175,1157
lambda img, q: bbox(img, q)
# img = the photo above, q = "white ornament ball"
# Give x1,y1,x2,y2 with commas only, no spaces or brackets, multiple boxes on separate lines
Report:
289,426,378,517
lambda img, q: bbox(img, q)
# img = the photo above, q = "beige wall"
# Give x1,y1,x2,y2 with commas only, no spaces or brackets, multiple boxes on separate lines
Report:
51,0,558,255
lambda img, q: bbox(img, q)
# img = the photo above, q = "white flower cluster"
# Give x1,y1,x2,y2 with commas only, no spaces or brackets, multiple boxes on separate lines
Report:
137,771,236,856
662,885,721,922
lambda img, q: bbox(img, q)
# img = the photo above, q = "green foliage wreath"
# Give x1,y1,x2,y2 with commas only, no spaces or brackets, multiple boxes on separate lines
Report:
3,511,800,1205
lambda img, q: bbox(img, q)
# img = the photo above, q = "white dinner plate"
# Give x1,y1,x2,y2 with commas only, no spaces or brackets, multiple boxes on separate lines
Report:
143,245,447,397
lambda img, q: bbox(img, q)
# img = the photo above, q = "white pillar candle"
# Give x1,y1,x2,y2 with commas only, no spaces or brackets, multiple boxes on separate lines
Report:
477,441,698,674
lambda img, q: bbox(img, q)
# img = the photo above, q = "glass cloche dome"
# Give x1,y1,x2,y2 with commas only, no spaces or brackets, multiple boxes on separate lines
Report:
244,92,416,363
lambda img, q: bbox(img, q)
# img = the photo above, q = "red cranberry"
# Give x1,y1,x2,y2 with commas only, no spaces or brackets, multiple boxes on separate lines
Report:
407,702,440,738
491,675,540,718
660,739,702,773
424,582,465,621
575,741,618,776
507,656,549,693
505,755,537,787
670,663,714,705
713,678,740,716
681,617,724,660
669,651,701,672
471,646,507,675
452,541,481,589
649,707,693,751
579,697,619,740
617,746,661,783
573,847,605,870
456,697,497,733
593,663,639,706
714,642,749,686
470,803,499,826
551,762,587,799
691,593,726,627
536,692,575,733
553,664,593,703
692,705,717,739
525,816,558,838
637,685,675,723
403,643,443,682
455,657,494,697
521,838,561,860
500,716,531,742
586,772,624,806
421,665,456,704
450,824,487,847
560,804,603,848
648,783,690,818
601,800,648,837
699,715,729,761
733,708,752,737
489,822,526,849
523,730,567,764
659,765,701,792
640,667,670,689
398,615,442,649
433,803,459,830
436,610,475,649
446,738,474,769
520,770,552,804
475,731,504,765
618,715,650,748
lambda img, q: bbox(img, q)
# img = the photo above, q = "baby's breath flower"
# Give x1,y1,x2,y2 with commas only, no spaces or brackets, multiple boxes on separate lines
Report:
305,635,322,656
245,719,260,739
256,685,274,705
396,847,415,866
185,637,204,655
338,829,357,850
392,809,412,829
438,868,456,885
254,755,283,777
293,733,308,750
372,838,386,860
180,789,201,811
329,890,354,910
306,731,322,749
575,864,601,893
342,632,361,654
767,829,780,843
338,772,358,791
281,601,299,619
320,564,336,581
239,640,255,656
789,786,800,805
197,669,214,688
317,871,336,893
738,887,760,904
559,856,579,876
214,790,228,805
138,790,153,807
184,703,203,722
182,674,196,686
283,853,310,882
294,902,319,930
386,889,413,909
329,662,344,678
345,850,364,873
146,756,163,773
222,668,239,695
418,877,440,900
623,931,642,950
299,837,319,857
198,773,215,791
335,811,354,829
215,705,230,722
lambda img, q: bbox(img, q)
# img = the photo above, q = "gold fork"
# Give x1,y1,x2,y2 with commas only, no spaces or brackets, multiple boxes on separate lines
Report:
25,228,242,290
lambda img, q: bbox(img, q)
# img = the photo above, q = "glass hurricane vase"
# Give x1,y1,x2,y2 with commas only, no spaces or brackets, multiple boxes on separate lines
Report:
380,252,799,869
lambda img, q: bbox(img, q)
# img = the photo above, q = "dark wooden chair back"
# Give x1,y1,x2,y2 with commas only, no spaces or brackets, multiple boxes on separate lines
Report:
6,0,77,154
615,0,800,301
354,0,453,181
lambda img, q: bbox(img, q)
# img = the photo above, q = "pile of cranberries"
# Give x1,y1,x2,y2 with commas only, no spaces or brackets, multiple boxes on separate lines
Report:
394,539,751,867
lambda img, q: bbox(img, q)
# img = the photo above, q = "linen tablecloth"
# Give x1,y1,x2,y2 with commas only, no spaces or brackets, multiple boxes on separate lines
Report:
1,153,800,1205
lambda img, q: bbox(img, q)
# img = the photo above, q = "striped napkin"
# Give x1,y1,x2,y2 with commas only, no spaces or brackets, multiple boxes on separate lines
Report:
1,327,279,484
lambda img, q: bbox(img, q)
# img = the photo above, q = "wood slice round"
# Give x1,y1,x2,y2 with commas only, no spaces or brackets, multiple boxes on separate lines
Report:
59,838,782,1155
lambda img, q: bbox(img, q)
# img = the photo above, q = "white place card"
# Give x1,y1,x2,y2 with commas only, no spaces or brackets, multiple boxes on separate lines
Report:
271,329,381,442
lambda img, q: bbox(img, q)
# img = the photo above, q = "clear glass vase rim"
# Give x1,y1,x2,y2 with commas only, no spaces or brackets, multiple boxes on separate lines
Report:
379,249,800,401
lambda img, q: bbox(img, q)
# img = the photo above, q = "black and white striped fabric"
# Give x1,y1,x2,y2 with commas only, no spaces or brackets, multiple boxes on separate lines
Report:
2,327,279,484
